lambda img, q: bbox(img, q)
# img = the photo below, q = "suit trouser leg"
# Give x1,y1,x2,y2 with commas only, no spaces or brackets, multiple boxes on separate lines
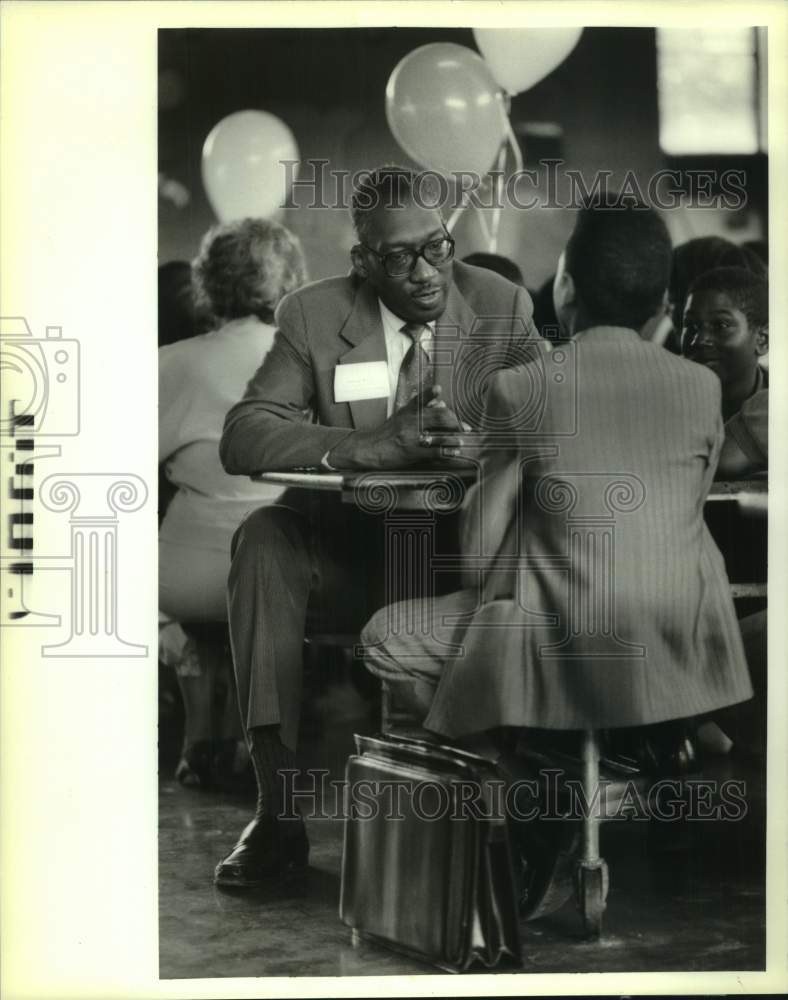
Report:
227,494,387,753
362,589,478,720
227,503,314,753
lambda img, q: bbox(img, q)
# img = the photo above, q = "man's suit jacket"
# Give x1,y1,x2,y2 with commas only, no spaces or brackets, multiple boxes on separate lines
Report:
423,326,753,735
220,261,537,472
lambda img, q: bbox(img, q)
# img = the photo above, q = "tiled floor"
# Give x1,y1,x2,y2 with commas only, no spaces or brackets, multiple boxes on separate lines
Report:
158,679,766,979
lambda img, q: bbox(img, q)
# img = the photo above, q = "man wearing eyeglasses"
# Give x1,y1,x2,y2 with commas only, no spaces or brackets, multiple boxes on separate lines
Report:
215,166,538,890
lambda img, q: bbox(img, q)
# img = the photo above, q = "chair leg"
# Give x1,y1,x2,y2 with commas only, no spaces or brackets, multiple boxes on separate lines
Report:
380,682,393,734
575,729,609,938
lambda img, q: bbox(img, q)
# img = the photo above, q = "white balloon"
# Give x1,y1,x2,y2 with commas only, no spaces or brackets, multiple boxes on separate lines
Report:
385,42,508,177
201,110,299,222
474,28,583,96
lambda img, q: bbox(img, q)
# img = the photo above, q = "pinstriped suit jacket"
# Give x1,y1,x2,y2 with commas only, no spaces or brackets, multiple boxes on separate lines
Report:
424,326,753,735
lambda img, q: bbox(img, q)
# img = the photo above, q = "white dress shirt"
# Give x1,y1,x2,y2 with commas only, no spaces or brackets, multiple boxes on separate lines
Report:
378,298,435,417
322,299,436,468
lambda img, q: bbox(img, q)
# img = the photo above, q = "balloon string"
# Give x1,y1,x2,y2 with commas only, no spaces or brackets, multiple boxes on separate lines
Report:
505,118,523,174
485,91,522,252
489,138,508,253
499,94,524,174
456,93,522,252
446,199,467,233
475,204,491,244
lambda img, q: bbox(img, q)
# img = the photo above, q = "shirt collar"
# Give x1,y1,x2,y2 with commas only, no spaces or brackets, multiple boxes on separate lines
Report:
378,298,436,338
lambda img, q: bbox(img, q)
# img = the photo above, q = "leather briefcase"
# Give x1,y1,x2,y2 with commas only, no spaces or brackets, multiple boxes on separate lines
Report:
339,732,522,972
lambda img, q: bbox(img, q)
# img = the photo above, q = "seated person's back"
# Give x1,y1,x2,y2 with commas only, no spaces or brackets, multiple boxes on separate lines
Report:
362,200,752,741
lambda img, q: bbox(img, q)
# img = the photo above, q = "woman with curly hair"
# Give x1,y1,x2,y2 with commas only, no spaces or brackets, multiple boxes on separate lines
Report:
159,217,307,789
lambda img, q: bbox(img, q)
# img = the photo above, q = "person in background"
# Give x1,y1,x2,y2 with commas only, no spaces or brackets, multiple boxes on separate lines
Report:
159,218,307,789
462,251,525,286
712,390,768,758
717,390,768,479
683,266,768,761
663,236,766,354
158,261,211,523
681,266,768,422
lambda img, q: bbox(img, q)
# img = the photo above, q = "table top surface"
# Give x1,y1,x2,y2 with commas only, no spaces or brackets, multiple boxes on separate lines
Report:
253,468,767,500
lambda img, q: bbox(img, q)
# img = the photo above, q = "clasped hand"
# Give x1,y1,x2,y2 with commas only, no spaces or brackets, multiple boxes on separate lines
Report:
327,384,471,469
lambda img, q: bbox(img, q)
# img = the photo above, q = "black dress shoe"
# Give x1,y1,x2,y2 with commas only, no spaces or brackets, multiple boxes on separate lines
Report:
214,815,309,889
514,817,580,920
639,731,699,778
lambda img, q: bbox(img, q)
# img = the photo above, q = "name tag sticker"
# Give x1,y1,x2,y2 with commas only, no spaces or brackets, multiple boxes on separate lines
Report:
334,361,389,403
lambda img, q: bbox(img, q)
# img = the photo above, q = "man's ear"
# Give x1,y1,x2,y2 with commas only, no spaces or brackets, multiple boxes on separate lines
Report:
754,324,769,356
640,291,673,343
350,246,368,280
552,261,576,316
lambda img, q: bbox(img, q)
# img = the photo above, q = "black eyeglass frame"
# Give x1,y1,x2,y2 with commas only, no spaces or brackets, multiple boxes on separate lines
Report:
357,230,456,277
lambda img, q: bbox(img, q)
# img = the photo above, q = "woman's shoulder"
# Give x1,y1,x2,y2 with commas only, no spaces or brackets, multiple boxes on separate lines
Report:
210,315,276,342
167,316,274,360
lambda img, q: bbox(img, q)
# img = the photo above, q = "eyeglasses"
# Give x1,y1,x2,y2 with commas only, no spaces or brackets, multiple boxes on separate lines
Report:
360,233,455,277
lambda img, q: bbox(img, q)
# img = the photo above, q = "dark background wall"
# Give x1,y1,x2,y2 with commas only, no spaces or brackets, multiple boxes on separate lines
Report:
159,28,764,289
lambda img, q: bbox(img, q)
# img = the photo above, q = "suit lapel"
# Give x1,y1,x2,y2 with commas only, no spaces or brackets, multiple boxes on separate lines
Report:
337,281,388,429
335,278,477,428
432,281,476,412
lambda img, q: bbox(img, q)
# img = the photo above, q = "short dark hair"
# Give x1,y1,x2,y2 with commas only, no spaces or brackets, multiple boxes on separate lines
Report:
564,202,673,329
463,252,524,286
350,165,444,244
687,266,768,331
669,236,766,324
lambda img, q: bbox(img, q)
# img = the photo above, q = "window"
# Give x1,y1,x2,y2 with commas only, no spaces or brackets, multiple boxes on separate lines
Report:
657,28,765,156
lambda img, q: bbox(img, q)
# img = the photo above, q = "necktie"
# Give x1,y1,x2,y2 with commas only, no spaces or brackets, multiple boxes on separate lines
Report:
394,322,433,411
